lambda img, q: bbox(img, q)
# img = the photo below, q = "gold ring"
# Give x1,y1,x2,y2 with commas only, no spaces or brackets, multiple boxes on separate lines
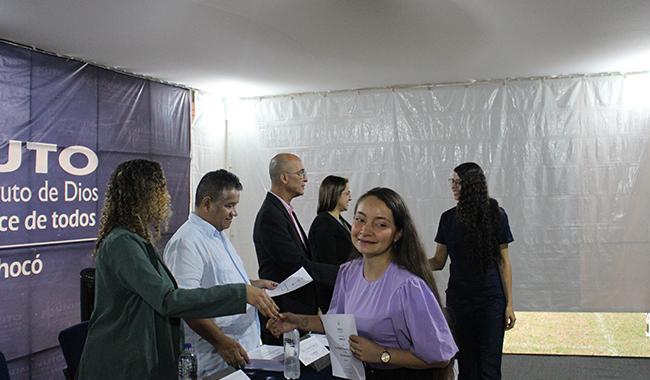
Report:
350,347,355,354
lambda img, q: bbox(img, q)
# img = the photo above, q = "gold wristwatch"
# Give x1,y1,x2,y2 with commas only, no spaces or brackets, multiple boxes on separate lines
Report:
380,347,391,364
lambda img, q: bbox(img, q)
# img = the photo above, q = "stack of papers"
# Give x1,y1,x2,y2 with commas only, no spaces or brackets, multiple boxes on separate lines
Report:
245,337,332,374
299,334,331,371
218,369,249,380
246,345,284,372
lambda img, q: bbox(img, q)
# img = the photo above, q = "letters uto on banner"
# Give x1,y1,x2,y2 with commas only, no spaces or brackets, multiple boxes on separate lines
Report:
0,140,99,246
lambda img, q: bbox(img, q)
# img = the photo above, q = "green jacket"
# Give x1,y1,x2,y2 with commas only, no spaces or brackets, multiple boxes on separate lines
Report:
77,228,246,379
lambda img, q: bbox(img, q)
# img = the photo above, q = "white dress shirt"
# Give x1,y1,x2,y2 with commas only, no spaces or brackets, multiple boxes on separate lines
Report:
164,213,260,378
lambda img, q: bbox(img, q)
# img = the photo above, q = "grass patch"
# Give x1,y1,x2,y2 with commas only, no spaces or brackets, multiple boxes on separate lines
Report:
503,312,650,357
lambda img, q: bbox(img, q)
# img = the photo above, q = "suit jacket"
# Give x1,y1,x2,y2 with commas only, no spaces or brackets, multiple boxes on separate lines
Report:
308,212,353,312
253,193,339,318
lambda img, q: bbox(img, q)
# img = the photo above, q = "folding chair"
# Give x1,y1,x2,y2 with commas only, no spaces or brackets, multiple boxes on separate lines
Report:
0,350,9,380
58,321,89,380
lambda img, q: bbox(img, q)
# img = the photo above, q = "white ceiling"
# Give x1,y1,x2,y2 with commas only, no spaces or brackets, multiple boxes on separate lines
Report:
1,0,650,98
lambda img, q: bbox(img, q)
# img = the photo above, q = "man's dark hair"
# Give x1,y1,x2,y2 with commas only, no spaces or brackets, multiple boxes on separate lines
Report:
195,169,243,207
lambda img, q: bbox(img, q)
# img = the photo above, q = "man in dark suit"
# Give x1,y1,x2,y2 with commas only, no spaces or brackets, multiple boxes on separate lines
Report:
253,153,339,345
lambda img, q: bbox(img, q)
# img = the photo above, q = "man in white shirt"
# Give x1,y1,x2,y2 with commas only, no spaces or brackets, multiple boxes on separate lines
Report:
164,170,277,379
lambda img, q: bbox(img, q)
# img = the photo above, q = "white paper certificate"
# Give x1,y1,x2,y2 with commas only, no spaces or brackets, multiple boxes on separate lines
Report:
298,335,330,366
266,267,313,297
308,333,330,347
320,314,365,380
219,369,251,380
246,345,284,372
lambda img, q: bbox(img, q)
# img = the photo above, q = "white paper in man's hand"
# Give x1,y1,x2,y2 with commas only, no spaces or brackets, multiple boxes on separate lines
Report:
246,345,284,372
266,267,313,297
247,345,283,361
320,314,365,380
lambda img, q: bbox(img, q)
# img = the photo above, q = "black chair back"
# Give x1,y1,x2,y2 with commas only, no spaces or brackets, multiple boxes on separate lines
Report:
80,268,95,322
0,350,9,380
58,321,89,380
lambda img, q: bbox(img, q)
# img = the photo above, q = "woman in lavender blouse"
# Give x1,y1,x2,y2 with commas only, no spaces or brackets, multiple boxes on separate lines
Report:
269,187,458,380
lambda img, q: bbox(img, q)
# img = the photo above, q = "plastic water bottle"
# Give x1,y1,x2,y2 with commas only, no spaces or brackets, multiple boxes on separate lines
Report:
178,343,198,380
283,329,300,379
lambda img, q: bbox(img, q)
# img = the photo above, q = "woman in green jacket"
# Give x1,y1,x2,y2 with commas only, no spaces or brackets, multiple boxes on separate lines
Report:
77,159,278,380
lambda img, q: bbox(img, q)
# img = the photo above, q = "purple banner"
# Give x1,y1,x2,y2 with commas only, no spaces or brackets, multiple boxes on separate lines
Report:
0,41,191,379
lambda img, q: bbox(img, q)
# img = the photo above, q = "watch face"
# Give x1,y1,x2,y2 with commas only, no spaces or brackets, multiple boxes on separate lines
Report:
380,351,390,364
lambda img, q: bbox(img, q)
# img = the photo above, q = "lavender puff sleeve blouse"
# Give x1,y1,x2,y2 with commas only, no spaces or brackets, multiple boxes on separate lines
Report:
328,259,458,369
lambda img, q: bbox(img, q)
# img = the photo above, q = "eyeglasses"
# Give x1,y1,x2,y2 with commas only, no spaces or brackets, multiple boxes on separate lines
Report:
448,178,462,186
342,190,351,197
286,169,307,179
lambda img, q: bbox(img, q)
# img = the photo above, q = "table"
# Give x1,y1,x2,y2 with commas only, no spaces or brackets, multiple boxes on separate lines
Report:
206,364,334,380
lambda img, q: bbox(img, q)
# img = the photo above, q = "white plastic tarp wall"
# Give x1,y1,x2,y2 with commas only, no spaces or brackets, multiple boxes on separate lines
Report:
191,91,228,205
195,73,650,312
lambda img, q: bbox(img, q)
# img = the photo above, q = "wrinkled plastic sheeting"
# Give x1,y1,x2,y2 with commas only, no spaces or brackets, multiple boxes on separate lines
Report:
219,74,650,312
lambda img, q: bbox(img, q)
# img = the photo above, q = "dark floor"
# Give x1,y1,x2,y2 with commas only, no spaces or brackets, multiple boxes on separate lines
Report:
502,353,650,380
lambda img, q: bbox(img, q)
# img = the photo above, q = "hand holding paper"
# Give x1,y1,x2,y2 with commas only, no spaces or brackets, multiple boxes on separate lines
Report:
245,284,279,318
265,267,313,297
320,314,365,380
348,334,383,364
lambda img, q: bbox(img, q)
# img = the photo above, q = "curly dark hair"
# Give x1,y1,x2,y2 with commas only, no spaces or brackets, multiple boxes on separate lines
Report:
454,162,503,276
93,159,172,256
349,187,455,379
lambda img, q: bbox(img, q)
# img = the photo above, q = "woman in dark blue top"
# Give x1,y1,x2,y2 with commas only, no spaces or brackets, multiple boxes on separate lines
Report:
430,162,515,380
308,175,353,312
